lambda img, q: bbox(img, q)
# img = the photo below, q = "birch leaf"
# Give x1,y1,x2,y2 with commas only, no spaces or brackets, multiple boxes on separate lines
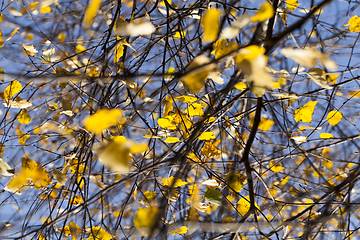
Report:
320,133,334,139
4,80,22,100
251,2,274,22
114,18,155,36
84,0,102,28
307,68,332,89
84,109,124,134
201,9,222,42
23,44,38,57
294,101,318,123
6,28,19,41
169,226,188,235
327,111,342,125
286,0,300,11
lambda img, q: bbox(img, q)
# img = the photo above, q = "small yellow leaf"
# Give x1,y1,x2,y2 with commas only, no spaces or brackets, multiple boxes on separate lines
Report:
88,226,113,240
144,191,157,201
269,160,284,173
70,196,83,206
163,95,173,116
134,206,159,229
84,109,123,134
327,74,338,84
4,80,22,100
75,44,86,53
235,82,247,90
323,160,333,169
251,2,274,22
0,28,4,48
201,141,220,158
17,110,31,124
212,38,238,59
58,33,66,42
185,102,204,117
226,172,246,193
174,31,186,38
114,43,124,63
199,131,216,140
320,133,334,139
22,44,38,57
174,95,198,104
169,226,188,235
162,176,188,187
201,9,222,42
294,101,318,123
344,15,360,33
237,195,260,216
40,5,51,14
286,0,300,12
164,137,180,143
326,111,342,125
6,28,19,41
158,116,177,130
84,0,102,28
235,45,265,63
258,118,274,131
16,127,29,145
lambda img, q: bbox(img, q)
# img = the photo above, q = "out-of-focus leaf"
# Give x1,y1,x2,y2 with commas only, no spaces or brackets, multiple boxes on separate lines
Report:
201,9,222,42
114,18,155,36
169,226,188,235
251,2,274,22
4,80,22,100
307,68,332,89
84,109,124,134
84,0,102,28
134,206,159,229
23,44,38,57
204,188,222,205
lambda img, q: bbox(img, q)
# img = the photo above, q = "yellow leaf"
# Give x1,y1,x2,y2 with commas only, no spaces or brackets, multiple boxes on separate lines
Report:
199,131,216,140
158,116,177,130
6,28,19,41
84,0,102,28
40,5,51,14
4,80,22,100
114,18,155,36
70,196,83,206
235,45,265,63
251,2,274,22
326,110,342,125
169,226,188,235
201,9,222,42
323,160,333,169
258,118,274,131
88,226,113,240
84,109,123,134
235,82,247,90
185,102,204,117
53,168,67,186
344,15,360,33
134,206,159,229
97,139,132,173
17,110,31,124
16,127,29,145
144,191,157,201
294,101,318,123
174,95,198,104
58,32,66,42
201,141,220,158
162,176,188,187
75,44,86,53
114,43,124,63
164,137,180,143
320,133,334,139
237,195,260,216
226,172,246,193
163,95,173,116
212,38,238,59
22,44,38,57
327,74,338,84
286,0,300,12
174,31,186,38
269,160,284,173
0,28,3,48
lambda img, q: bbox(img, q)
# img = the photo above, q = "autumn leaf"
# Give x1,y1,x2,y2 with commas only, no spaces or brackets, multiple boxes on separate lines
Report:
286,0,300,12
327,110,342,125
162,176,188,187
88,226,113,240
158,116,177,130
134,206,159,229
84,0,102,28
185,102,204,116
0,28,3,48
201,9,222,42
294,101,318,123
4,80,22,100
258,118,274,131
18,110,31,124
164,137,180,143
23,44,38,57
235,82,247,90
204,188,222,205
114,18,155,36
212,38,239,59
221,13,251,39
174,31,186,38
70,196,83,206
6,28,19,41
84,109,124,134
114,42,124,63
344,15,360,33
0,158,14,177
307,68,332,89
226,172,246,193
169,226,188,235
251,2,274,22
201,141,220,158
237,195,260,216
320,133,334,139
269,161,285,173
199,131,216,140
53,168,67,186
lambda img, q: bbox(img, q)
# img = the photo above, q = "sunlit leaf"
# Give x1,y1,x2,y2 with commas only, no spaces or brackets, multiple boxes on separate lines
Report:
41,47,55,63
294,101,318,123
114,18,155,36
235,82,247,90
18,110,31,124
162,176,188,187
201,9,222,42
237,195,260,216
344,15,360,33
258,118,274,131
40,5,51,14
174,31,186,38
320,133,334,139
70,196,83,205
199,131,216,140
22,44,38,57
144,191,157,201
6,28,19,41
16,127,30,145
225,172,246,193
169,226,188,235
4,80,22,100
0,28,3,48
201,179,220,187
286,0,300,11
326,110,342,125
114,43,124,63
164,137,180,143
221,13,251,39
185,102,204,117
84,0,102,28
163,95,173,116
58,32,66,42
76,44,86,53
88,226,113,240
3,99,32,108
201,141,220,158
175,95,197,104
251,2,274,22
269,161,284,173
158,116,177,130
207,71,224,84
84,109,123,134
212,38,238,59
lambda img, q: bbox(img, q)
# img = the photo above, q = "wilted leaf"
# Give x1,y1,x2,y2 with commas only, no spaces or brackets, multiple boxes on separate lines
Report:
327,110,342,125
251,2,274,22
204,188,222,205
23,44,38,57
201,9,222,42
169,226,188,235
84,109,124,134
307,68,332,89
84,0,102,27
294,101,318,123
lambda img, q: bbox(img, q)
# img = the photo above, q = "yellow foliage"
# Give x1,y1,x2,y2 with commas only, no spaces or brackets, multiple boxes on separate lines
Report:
201,9,222,42
16,127,30,145
18,110,31,124
144,191,157,201
164,137,180,143
226,172,246,192
199,131,216,140
88,226,113,240
323,160,333,169
258,118,274,131
163,95,173,116
58,33,66,42
269,160,284,173
286,0,300,11
201,141,220,158
0,28,3,48
344,15,360,33
235,45,265,63
320,133,334,139
251,2,274,22
114,43,124,63
158,116,177,130
4,80,22,100
134,206,159,229
84,0,102,28
75,44,86,53
162,176,188,187
235,82,247,90
185,102,204,117
237,195,260,216
7,28,19,41
175,95,197,104
294,101,318,123
326,110,342,125
40,6,51,14
169,226,188,235
212,38,238,59
70,196,83,206
84,109,123,134
174,31,186,38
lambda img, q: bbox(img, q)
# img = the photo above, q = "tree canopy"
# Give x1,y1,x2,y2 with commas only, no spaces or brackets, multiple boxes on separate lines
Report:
1,0,360,239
